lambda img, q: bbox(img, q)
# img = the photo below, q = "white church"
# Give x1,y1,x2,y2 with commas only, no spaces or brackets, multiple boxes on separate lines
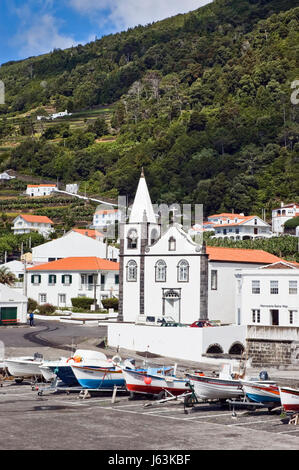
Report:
118,170,208,324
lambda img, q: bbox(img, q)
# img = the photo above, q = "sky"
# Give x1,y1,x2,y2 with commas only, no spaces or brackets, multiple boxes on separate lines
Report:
0,0,212,65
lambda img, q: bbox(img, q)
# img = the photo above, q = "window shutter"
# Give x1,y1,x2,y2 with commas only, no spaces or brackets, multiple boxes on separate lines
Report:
62,275,65,284
31,275,35,284
69,275,72,284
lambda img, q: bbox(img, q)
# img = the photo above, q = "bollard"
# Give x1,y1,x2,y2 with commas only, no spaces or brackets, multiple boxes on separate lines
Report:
111,386,118,404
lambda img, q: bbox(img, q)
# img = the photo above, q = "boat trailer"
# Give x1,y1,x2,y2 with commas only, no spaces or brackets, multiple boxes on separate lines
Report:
35,377,128,400
227,398,281,417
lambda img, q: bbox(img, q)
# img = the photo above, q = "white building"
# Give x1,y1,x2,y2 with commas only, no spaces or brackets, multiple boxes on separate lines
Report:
0,261,27,292
93,208,120,229
12,214,54,238
212,215,273,240
206,246,284,324
27,257,119,308
31,230,118,265
235,261,299,327
26,184,57,197
0,284,28,325
65,184,79,194
272,203,299,234
0,172,15,180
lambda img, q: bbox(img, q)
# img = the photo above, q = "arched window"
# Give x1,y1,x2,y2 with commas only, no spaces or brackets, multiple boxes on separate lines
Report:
155,260,166,282
126,260,137,282
127,229,138,249
177,259,189,282
168,236,176,251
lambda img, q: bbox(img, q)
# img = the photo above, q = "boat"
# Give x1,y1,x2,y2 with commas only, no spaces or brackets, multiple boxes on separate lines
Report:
45,350,109,386
240,379,280,405
71,361,125,390
5,353,44,380
121,361,189,397
185,363,244,400
279,386,299,412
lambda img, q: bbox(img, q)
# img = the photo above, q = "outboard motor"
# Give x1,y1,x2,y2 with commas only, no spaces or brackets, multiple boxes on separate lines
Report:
259,370,269,381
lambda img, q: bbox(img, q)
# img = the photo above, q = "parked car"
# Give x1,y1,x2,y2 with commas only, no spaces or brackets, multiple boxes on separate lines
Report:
190,320,213,328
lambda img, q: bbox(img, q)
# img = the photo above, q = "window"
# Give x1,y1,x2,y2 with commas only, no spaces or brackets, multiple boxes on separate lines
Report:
48,274,56,285
126,260,137,282
211,270,218,290
58,294,66,304
31,274,41,285
252,280,260,294
252,309,260,323
168,237,176,251
150,229,159,245
270,280,279,294
62,274,72,285
289,281,297,295
155,260,166,282
177,259,189,282
115,274,119,285
39,293,47,304
127,229,138,249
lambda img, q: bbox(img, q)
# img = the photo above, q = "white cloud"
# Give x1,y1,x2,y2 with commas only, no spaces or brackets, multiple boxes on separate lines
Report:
12,14,77,59
69,0,212,31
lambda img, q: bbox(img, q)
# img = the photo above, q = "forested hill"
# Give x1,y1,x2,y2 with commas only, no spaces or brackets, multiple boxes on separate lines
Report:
0,0,298,217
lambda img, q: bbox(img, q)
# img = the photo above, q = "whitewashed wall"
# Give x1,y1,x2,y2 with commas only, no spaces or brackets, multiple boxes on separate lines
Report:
108,323,247,363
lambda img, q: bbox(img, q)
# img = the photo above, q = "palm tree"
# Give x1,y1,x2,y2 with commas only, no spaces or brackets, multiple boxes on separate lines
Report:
0,267,17,286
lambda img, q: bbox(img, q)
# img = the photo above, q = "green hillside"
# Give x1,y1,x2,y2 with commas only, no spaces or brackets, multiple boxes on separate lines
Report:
0,0,298,217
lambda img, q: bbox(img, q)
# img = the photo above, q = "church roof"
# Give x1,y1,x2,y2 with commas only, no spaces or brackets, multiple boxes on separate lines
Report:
129,170,156,224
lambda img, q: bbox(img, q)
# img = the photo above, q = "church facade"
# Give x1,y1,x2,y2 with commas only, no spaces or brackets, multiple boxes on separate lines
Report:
118,171,208,324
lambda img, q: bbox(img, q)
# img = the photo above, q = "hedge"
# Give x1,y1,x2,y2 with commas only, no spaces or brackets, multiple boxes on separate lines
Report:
101,297,118,310
71,297,94,309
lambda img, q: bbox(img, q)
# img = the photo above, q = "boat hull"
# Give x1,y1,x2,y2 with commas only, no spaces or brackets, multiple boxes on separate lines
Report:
241,381,280,404
48,364,78,386
186,373,243,400
5,359,43,378
71,365,125,389
279,387,299,412
122,368,188,396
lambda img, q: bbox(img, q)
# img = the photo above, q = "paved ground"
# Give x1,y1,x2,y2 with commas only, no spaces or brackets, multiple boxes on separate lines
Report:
1,320,299,451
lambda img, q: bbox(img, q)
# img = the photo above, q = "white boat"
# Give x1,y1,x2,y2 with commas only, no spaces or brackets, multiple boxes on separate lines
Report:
279,386,299,412
71,360,125,390
240,379,280,405
45,350,110,386
186,363,244,400
121,362,188,397
5,353,44,379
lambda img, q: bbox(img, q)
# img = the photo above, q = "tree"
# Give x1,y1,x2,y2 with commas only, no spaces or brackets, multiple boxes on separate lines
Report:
0,267,17,286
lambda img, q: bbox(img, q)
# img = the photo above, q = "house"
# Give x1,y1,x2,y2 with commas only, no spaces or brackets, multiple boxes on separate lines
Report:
65,184,79,194
12,214,54,238
0,172,15,180
272,203,299,234
212,215,273,240
31,230,119,265
0,284,28,325
27,257,119,308
93,208,121,229
26,184,57,197
235,261,299,327
207,246,284,324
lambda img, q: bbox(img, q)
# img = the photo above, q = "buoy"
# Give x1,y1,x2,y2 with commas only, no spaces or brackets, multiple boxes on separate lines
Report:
144,376,152,385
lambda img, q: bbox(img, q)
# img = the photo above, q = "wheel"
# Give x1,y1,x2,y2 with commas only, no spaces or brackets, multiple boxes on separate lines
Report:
184,394,197,408
129,392,136,401
15,378,24,384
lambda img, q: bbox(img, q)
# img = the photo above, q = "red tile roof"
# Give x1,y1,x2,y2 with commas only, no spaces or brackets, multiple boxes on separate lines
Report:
27,184,57,188
213,216,259,228
19,214,53,224
206,246,282,264
72,229,104,239
27,257,119,272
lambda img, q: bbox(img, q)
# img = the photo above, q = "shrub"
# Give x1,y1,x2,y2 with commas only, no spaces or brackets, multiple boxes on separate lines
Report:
71,297,94,310
38,303,56,315
101,297,118,311
28,297,38,312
